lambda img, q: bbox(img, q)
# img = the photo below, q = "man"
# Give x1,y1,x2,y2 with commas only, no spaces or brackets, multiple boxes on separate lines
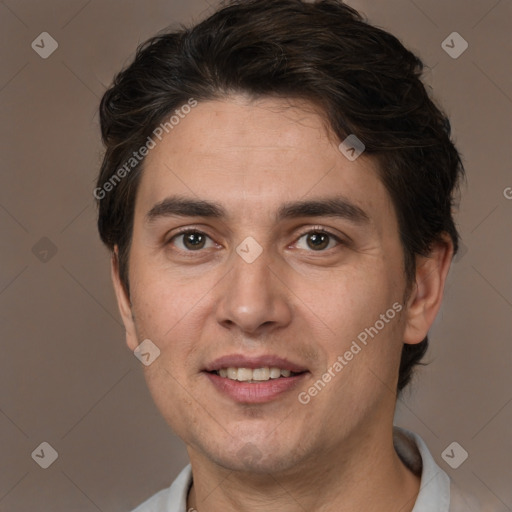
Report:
95,1,478,510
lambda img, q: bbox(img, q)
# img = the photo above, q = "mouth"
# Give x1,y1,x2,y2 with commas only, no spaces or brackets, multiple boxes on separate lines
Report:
208,367,305,382
203,355,309,403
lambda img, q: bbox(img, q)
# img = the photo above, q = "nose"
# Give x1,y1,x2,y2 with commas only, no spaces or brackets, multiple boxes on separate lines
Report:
215,253,293,336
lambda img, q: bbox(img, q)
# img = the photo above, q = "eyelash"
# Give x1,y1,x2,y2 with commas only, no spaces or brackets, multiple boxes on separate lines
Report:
167,227,217,252
293,226,345,250
167,226,345,252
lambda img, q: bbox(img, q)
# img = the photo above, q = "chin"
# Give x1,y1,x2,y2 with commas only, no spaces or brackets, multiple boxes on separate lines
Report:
203,439,305,475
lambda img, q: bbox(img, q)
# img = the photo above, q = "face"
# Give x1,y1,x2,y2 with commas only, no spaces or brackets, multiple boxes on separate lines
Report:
113,95,434,476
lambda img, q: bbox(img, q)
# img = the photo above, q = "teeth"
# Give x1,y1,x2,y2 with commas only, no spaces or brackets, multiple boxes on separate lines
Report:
237,368,253,381
216,367,299,382
252,367,270,381
269,367,281,379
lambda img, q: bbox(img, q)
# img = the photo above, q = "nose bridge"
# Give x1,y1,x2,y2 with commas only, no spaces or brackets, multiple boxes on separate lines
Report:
215,248,292,333
229,251,274,310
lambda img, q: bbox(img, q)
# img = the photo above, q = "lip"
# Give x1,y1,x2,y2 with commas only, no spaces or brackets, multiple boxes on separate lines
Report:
204,371,308,403
203,354,308,373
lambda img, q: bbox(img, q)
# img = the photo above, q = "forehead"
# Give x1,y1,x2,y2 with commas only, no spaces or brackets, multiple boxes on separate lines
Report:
136,95,393,225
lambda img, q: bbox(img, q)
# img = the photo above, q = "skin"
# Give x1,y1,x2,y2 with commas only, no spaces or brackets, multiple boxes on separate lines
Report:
112,95,453,512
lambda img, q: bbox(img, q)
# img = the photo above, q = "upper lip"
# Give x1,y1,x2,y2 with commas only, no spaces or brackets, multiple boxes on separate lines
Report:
204,354,309,373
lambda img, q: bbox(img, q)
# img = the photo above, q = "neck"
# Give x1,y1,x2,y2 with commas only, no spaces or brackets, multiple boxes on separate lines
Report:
187,426,420,512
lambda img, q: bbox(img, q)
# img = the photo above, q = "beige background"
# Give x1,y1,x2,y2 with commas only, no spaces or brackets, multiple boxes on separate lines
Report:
1,0,511,510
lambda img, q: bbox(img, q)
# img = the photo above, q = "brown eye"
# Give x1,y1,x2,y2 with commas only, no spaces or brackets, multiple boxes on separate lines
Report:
170,230,215,251
295,230,340,251
183,232,206,250
306,232,330,250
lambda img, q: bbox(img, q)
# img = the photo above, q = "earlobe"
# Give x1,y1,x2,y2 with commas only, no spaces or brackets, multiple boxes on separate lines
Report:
111,247,139,351
403,235,454,345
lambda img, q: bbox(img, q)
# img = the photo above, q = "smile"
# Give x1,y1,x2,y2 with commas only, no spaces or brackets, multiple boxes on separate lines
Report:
213,367,302,382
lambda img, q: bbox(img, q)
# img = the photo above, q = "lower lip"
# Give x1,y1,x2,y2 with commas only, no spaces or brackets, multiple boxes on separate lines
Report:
204,372,307,403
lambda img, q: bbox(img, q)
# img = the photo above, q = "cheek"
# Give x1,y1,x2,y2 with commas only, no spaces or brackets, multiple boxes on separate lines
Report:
294,259,406,390
130,267,211,431
293,260,401,332
142,363,203,441
128,252,213,342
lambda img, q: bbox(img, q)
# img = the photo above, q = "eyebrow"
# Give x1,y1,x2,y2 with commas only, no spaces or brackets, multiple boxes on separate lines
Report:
145,195,370,225
146,196,226,222
277,197,370,224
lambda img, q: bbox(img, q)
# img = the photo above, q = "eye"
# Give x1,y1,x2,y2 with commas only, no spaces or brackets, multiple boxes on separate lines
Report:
295,230,340,251
170,230,216,251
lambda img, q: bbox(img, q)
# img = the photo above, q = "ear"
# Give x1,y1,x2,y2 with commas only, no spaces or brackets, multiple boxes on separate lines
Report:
111,247,139,351
403,234,454,345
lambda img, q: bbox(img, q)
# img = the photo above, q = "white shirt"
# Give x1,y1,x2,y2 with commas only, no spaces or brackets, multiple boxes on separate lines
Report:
131,427,480,512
